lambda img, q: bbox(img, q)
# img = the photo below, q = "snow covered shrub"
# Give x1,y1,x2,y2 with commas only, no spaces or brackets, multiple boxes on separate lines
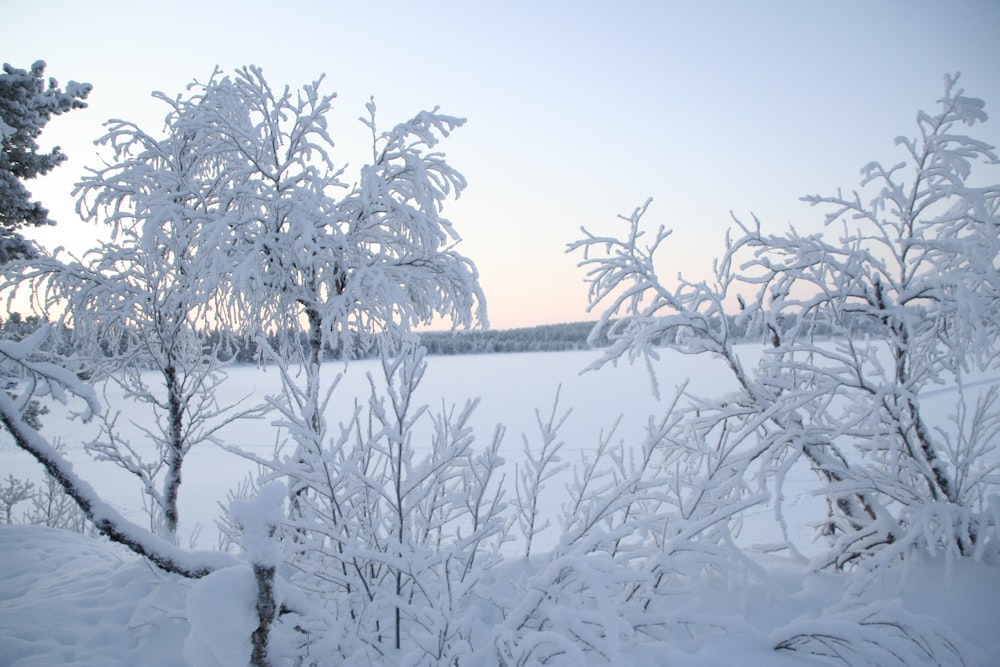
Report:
773,599,965,667
22,442,91,533
480,381,776,665
237,340,508,664
570,74,999,570
252,342,766,664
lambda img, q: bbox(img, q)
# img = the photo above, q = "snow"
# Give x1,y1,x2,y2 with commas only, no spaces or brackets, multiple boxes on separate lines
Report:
1,349,998,665
184,565,257,667
0,526,188,667
2,525,998,665
227,481,286,568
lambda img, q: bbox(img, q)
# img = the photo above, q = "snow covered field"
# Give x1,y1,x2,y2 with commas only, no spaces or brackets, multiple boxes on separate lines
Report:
3,348,747,550
2,348,999,665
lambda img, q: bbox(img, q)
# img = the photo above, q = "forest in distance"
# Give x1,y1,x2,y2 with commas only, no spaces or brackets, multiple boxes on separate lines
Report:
0,312,611,360
0,311,899,361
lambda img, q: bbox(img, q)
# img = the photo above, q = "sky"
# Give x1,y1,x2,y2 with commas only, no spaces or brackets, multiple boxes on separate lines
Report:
4,0,1000,330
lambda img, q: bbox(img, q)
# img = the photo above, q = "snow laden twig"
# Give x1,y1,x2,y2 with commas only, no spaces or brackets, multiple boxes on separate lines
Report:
515,387,570,559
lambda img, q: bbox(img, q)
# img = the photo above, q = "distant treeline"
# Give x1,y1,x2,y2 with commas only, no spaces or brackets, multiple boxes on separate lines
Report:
418,321,611,356
0,314,609,361
1,311,899,364
417,311,893,357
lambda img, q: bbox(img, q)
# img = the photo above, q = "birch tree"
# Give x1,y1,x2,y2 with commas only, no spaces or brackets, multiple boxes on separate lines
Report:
7,95,264,541
569,74,1000,569
118,66,488,662
146,65,486,480
0,325,236,577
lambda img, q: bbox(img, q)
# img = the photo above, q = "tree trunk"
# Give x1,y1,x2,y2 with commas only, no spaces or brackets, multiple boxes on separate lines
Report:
251,564,276,667
163,363,184,539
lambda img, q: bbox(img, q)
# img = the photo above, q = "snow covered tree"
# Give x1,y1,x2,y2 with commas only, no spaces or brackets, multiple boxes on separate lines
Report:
570,74,1000,569
0,61,90,262
140,66,487,357
141,66,490,661
5,94,270,541
134,67,487,509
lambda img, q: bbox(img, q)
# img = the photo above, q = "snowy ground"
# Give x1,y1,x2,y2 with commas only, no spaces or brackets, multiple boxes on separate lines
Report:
2,348,999,665
2,524,999,666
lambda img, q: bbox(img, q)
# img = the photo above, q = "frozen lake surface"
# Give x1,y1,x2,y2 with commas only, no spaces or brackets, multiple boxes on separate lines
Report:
4,345,994,553
4,349,726,543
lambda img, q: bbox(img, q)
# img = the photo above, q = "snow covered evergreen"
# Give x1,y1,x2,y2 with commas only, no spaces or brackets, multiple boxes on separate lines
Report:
0,61,90,262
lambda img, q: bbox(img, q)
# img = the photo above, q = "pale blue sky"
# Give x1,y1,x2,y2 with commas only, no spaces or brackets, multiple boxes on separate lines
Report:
5,0,999,328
